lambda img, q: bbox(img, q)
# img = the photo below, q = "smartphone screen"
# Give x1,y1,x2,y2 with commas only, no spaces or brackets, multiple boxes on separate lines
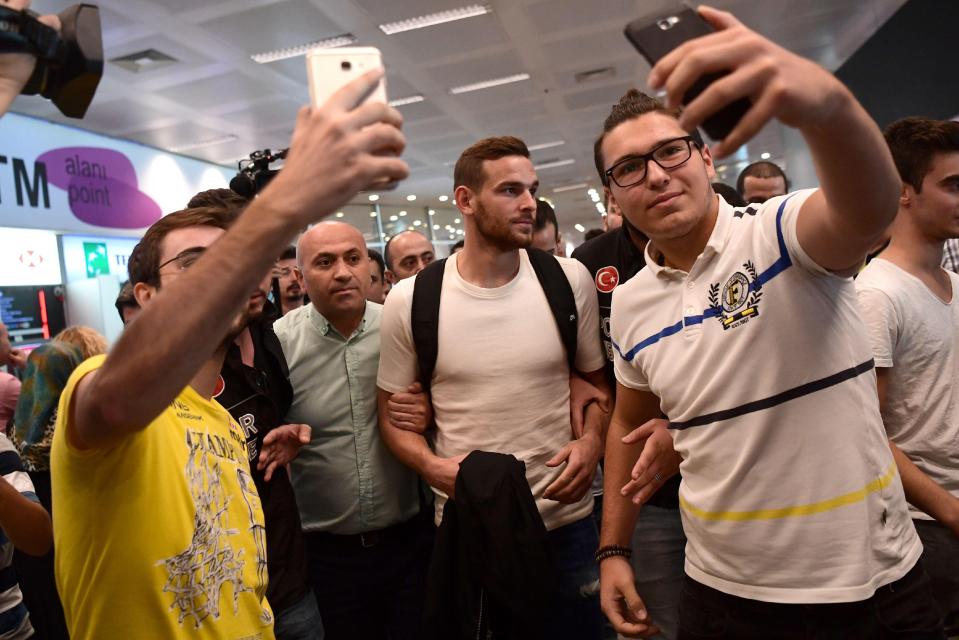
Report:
624,9,750,141
306,46,388,108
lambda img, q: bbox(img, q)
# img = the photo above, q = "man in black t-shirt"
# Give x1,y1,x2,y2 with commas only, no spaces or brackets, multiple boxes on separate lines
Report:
573,217,685,640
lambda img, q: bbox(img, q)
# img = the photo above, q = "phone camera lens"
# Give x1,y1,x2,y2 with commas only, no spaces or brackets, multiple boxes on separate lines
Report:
657,16,679,30
341,60,352,71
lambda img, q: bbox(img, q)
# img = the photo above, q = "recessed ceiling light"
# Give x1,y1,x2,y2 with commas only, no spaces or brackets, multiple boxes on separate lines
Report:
438,195,449,202
399,211,407,216
428,209,435,215
433,224,440,230
760,152,771,160
379,5,492,35
534,158,575,170
251,34,357,64
413,220,422,226
389,215,398,221
169,134,238,153
552,182,588,193
595,202,606,214
335,212,344,218
369,211,377,217
368,194,380,202
574,223,585,232
527,140,565,152
450,73,530,95
454,218,461,223
589,192,601,203
406,195,417,201
389,95,425,107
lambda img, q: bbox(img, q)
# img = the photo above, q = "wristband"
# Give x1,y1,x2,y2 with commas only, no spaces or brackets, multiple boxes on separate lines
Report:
594,544,632,563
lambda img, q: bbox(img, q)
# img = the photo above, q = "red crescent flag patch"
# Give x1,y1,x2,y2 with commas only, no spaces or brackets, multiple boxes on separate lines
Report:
595,266,620,293
213,375,225,398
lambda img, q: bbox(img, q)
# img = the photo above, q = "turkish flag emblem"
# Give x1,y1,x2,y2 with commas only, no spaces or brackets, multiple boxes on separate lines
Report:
595,266,620,293
213,375,225,398
18,250,44,268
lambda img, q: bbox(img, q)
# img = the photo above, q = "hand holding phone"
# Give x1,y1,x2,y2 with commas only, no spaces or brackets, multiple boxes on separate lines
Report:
626,6,849,157
306,46,388,108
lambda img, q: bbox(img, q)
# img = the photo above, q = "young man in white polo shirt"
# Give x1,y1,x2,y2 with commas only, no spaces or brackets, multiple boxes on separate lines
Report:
856,117,959,633
377,136,609,638
597,7,941,639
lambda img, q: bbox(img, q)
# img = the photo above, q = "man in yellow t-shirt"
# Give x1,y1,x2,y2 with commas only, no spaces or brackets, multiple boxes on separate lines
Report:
48,68,410,640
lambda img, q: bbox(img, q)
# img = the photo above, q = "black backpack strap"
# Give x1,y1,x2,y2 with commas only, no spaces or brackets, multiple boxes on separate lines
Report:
410,258,448,392
526,248,578,372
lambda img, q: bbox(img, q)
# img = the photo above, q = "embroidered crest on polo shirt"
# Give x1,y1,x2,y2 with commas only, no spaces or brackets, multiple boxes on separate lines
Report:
595,266,620,293
708,260,763,330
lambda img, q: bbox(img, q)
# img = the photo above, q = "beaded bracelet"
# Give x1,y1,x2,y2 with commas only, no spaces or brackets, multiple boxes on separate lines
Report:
594,545,632,563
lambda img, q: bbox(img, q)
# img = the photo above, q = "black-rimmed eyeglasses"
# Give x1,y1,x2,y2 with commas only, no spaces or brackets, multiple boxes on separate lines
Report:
605,136,698,188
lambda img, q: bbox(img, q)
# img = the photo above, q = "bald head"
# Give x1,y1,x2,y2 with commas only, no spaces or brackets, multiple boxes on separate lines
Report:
384,230,435,282
296,222,371,322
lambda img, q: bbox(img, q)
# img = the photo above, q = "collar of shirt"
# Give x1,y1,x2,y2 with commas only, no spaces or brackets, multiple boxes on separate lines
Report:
643,194,733,280
307,302,370,340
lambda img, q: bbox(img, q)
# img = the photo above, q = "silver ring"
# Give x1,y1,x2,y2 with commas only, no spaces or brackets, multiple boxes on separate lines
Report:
654,473,663,483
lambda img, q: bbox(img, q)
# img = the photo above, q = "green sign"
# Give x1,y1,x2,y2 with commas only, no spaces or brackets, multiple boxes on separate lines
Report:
83,241,109,278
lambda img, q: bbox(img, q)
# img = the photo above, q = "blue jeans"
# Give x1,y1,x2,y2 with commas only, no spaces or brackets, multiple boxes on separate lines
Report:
544,515,603,640
629,504,686,640
274,590,324,640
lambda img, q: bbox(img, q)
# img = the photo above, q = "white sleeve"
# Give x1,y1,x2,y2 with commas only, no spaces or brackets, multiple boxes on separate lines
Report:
855,283,899,368
566,259,606,374
610,286,650,392
761,189,835,276
376,279,420,394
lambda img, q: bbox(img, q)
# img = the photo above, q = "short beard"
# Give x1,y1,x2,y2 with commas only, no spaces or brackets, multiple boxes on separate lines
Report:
473,199,532,252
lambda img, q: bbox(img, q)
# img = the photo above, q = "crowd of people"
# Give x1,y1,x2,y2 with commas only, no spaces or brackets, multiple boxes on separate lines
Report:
0,1,958,639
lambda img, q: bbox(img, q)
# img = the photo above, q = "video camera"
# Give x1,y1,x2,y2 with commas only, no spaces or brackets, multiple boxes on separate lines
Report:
0,4,103,118
230,148,289,198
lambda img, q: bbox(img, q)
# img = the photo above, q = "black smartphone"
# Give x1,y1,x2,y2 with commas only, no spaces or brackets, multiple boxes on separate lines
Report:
624,8,751,141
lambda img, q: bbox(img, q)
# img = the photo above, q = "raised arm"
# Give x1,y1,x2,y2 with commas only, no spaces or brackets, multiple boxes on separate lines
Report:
70,70,409,449
652,6,900,272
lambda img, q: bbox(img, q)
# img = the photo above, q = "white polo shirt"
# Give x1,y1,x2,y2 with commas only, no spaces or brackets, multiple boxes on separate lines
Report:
611,191,921,604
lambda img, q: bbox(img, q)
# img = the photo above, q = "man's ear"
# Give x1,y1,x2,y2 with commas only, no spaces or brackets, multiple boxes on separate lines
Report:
385,270,397,285
293,266,305,286
132,281,157,308
700,144,717,181
454,185,475,215
900,183,914,209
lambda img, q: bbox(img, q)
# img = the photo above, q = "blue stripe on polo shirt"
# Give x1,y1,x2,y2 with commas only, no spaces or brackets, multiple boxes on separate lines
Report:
0,601,29,637
616,195,796,363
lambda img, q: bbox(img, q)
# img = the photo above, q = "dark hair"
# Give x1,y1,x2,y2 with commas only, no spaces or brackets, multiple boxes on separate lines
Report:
187,188,250,212
736,161,789,197
114,281,138,321
454,136,530,192
583,228,605,242
129,207,237,287
383,230,430,270
279,245,297,262
712,182,747,207
534,199,559,241
593,89,703,186
367,248,385,279
884,117,959,193
450,239,465,254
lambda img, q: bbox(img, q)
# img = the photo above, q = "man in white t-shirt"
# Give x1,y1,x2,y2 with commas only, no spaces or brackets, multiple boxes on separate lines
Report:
377,136,609,638
596,7,941,639
857,116,959,633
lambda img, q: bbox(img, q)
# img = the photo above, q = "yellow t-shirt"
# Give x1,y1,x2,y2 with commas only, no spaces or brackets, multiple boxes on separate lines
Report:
51,355,275,640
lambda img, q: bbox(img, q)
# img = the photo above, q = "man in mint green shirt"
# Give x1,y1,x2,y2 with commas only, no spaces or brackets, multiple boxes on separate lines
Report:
273,221,432,640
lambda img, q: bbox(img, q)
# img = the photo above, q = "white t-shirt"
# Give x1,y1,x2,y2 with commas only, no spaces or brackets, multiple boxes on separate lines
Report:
611,191,921,604
856,258,959,520
378,250,606,531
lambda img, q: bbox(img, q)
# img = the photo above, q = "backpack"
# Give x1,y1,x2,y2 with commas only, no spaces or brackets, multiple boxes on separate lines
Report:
410,248,578,392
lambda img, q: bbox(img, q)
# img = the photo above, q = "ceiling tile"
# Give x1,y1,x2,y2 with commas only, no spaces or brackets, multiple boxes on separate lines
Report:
387,15,509,60
159,71,275,111
199,0,346,56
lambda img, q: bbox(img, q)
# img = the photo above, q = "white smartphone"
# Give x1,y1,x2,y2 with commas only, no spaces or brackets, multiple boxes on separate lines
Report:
306,46,388,108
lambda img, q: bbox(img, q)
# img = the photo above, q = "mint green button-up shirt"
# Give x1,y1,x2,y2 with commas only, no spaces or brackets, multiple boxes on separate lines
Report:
273,302,421,535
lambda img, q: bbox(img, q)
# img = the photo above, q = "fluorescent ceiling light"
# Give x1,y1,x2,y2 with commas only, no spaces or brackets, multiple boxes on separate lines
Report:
534,158,575,170
251,34,356,64
450,73,530,95
552,182,588,193
389,95,425,107
574,224,586,232
379,5,492,35
528,140,565,152
169,134,238,153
